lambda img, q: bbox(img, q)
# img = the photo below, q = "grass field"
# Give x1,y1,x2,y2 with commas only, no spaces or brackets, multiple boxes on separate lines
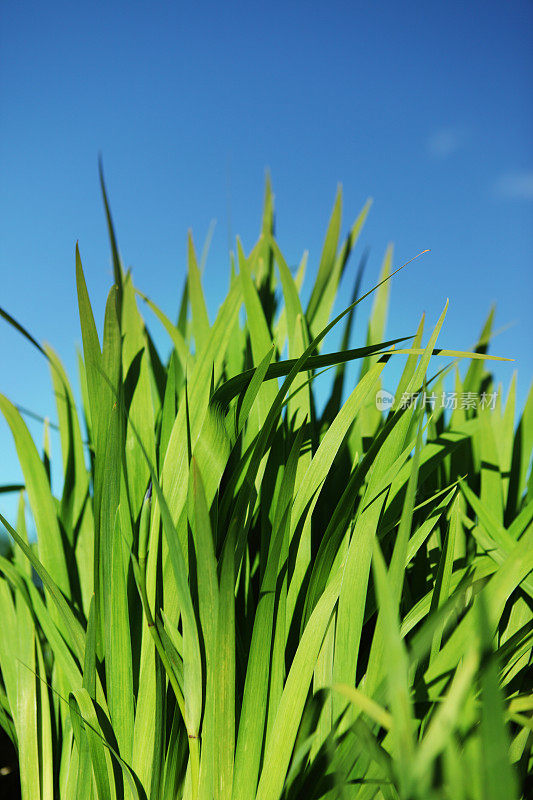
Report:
0,175,531,800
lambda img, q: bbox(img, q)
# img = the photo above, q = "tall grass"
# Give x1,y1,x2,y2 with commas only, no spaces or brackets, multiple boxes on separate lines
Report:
0,175,531,800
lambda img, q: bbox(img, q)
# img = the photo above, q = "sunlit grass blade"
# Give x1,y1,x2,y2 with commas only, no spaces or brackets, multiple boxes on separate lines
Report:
371,537,415,795
0,398,71,597
188,231,211,354
478,596,520,800
305,186,343,335
255,567,344,800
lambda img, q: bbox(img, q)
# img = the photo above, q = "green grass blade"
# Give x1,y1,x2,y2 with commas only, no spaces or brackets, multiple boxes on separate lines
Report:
255,567,344,800
478,597,519,800
306,186,342,331
188,231,211,354
371,537,415,796
0,398,71,598
75,244,103,449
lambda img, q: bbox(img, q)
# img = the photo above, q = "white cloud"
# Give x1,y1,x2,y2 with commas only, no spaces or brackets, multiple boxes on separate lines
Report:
494,171,533,201
427,128,464,159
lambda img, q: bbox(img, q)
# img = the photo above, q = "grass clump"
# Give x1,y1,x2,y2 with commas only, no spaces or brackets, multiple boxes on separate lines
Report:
0,175,531,800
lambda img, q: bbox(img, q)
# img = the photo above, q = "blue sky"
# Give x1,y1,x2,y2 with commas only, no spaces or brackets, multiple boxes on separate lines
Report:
1,0,532,526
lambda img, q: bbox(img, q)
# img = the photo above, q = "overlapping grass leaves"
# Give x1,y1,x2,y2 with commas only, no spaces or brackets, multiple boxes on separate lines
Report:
0,176,530,800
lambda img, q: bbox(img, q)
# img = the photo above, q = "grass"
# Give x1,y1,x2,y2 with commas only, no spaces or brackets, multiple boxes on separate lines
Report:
0,173,531,800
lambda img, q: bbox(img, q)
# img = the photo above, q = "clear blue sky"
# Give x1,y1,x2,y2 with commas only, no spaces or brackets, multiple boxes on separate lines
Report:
1,0,532,527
